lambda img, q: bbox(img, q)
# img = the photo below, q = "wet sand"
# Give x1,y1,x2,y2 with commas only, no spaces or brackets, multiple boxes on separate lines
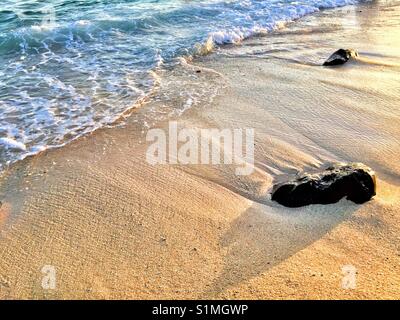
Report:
0,1,399,299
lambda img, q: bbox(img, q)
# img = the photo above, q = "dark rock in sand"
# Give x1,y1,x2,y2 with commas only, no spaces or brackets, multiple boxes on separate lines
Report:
271,163,376,208
323,49,358,66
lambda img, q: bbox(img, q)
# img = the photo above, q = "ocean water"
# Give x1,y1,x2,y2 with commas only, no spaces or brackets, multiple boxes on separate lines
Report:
0,0,359,169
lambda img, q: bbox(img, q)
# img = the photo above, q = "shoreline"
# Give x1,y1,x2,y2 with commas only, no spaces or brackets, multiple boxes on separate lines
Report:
1,1,400,299
0,1,366,173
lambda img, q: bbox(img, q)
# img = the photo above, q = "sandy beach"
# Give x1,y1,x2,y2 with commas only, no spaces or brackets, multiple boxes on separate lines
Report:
0,1,400,299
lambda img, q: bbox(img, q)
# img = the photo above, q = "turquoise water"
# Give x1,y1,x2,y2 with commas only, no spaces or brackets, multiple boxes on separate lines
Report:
0,0,358,168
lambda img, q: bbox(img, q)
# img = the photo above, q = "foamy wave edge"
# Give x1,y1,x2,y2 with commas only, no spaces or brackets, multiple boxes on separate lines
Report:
0,0,360,173
205,0,359,46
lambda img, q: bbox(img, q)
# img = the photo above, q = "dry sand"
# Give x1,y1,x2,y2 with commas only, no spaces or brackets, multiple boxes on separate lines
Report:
0,1,399,299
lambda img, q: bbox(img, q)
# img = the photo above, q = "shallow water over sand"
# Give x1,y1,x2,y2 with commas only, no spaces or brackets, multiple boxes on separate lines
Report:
0,0,360,169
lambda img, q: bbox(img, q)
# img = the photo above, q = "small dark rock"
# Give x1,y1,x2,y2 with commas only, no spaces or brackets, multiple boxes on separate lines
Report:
323,49,358,66
196,70,201,73
271,163,376,208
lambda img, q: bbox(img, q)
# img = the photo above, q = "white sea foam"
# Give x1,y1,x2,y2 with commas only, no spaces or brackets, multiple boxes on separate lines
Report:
0,0,361,170
0,138,27,151
209,0,358,44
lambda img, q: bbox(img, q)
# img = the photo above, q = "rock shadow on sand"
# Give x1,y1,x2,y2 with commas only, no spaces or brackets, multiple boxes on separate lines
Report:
203,200,359,297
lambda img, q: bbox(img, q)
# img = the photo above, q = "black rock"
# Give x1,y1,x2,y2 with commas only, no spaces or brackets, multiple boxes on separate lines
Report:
271,163,376,208
323,49,358,66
